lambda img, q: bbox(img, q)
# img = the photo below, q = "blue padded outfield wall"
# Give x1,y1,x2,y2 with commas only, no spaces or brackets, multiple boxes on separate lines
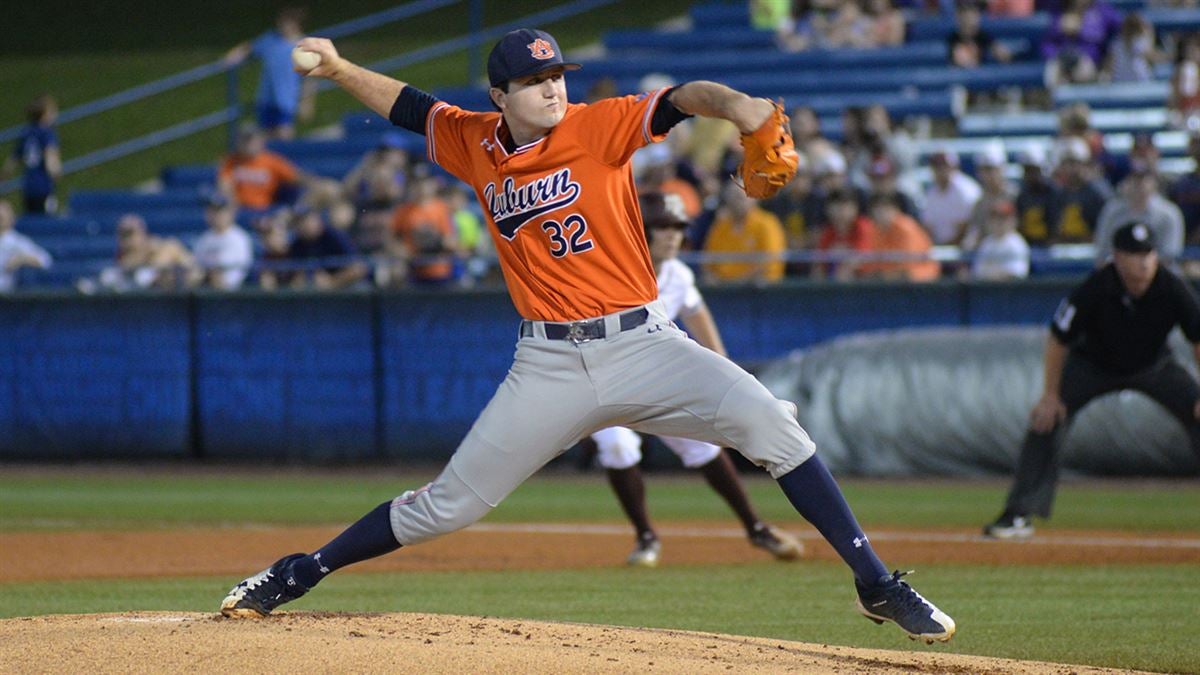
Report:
0,281,1074,461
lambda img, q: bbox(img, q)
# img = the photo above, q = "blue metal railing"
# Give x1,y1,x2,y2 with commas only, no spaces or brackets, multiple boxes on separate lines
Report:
0,0,461,196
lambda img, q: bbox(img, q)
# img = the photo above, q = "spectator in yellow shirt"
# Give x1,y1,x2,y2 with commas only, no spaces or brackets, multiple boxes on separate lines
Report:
703,181,787,283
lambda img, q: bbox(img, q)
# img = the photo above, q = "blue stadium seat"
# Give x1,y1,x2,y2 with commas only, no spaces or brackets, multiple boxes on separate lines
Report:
716,62,1043,97
294,156,359,179
37,236,117,261
70,189,204,216
161,164,217,190
268,137,385,161
1142,7,1200,33
907,14,1050,42
15,215,108,237
604,27,775,52
689,2,749,29
575,40,1032,84
783,89,962,118
1053,80,1169,110
959,108,1169,137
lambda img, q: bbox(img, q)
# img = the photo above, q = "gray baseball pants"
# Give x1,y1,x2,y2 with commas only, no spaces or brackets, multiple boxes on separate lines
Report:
389,300,815,545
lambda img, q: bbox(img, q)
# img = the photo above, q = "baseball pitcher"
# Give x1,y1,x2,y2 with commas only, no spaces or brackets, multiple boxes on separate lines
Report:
221,28,955,644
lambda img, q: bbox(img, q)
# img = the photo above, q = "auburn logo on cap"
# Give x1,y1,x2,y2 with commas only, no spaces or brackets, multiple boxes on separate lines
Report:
527,38,555,60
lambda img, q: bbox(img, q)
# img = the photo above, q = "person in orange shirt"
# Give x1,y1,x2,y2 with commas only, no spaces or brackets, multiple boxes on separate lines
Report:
390,172,461,284
217,124,302,212
221,28,956,644
702,180,787,283
861,193,940,282
814,188,876,281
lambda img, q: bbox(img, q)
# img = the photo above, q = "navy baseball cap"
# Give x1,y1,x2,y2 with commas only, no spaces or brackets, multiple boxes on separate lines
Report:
487,29,580,87
1112,221,1156,253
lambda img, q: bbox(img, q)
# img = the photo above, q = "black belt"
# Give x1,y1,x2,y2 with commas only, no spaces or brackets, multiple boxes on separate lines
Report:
520,307,650,342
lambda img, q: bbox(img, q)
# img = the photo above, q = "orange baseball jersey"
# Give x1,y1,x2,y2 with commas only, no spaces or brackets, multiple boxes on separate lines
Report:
424,89,673,322
219,151,298,210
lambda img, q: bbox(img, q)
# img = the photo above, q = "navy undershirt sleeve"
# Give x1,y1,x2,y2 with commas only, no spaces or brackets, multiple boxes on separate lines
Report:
650,87,693,137
389,86,439,135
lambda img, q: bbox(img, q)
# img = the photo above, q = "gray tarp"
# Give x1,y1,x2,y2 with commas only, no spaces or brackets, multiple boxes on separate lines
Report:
758,326,1199,477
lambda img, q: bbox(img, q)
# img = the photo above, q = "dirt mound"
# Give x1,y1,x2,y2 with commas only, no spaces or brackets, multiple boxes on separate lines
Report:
0,612,1134,674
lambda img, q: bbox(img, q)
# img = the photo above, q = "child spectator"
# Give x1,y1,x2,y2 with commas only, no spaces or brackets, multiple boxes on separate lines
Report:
2,95,61,214
98,213,198,291
224,7,317,140
1107,13,1163,83
814,188,877,281
0,201,52,291
255,213,293,290
949,0,1012,68
193,193,254,290
703,180,787,284
218,124,303,216
862,193,940,281
286,208,367,289
1014,145,1062,245
971,200,1030,280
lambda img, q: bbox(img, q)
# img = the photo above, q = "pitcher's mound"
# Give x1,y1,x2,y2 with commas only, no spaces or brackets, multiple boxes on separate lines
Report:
0,612,1127,674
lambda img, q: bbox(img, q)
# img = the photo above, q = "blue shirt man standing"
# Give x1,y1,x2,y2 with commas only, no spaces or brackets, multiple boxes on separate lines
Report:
225,7,317,140
3,95,62,214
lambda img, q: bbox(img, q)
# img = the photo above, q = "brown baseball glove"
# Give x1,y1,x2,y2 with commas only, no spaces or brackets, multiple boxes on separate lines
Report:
737,101,799,199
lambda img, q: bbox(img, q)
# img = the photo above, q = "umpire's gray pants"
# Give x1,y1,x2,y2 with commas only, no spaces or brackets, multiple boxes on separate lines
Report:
389,300,815,545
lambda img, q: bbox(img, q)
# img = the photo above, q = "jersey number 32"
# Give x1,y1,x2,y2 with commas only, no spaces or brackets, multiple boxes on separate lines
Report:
542,214,594,258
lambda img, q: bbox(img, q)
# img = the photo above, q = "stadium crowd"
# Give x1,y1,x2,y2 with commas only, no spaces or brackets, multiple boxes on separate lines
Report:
4,0,1200,293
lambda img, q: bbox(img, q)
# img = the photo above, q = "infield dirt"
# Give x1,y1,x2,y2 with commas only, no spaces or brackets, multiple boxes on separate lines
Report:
1,521,1191,672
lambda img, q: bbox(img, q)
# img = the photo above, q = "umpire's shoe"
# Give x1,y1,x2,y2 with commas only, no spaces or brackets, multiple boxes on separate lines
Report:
220,553,310,618
982,512,1034,540
855,571,956,643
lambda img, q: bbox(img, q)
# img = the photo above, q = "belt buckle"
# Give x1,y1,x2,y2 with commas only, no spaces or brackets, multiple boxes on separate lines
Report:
566,321,591,344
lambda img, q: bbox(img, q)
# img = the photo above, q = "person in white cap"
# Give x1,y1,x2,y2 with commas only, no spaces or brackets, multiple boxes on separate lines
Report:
962,141,1014,249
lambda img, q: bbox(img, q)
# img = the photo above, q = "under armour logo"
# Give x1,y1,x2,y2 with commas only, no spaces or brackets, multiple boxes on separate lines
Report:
480,138,495,152
853,536,868,549
315,553,330,574
646,324,664,334
527,38,555,60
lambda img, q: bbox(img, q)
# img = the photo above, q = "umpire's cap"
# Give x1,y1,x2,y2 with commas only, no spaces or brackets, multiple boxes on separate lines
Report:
1112,221,1156,254
639,192,690,235
488,29,581,88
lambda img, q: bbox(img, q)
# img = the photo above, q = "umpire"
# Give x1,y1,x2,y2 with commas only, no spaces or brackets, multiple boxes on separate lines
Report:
984,221,1200,539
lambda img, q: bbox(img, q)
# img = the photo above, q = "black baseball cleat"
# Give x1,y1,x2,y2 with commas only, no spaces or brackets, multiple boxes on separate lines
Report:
982,512,1034,540
220,553,310,618
855,570,956,643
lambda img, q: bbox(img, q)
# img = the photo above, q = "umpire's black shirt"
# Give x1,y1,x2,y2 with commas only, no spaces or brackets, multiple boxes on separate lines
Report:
1050,264,1200,375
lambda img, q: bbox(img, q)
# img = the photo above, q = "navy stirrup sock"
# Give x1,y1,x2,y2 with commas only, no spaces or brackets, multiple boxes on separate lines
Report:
776,456,889,586
290,500,401,588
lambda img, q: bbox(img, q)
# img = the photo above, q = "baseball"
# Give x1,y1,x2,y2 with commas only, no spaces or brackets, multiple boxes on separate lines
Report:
291,47,321,72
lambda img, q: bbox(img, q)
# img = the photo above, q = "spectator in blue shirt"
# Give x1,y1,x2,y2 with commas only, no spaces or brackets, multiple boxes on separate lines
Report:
225,7,317,140
287,208,367,289
2,95,62,214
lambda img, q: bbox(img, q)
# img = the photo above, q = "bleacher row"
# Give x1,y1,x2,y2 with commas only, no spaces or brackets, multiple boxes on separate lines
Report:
12,1,1200,290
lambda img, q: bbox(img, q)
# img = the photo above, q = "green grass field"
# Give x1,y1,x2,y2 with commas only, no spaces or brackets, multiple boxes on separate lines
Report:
0,470,1197,672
